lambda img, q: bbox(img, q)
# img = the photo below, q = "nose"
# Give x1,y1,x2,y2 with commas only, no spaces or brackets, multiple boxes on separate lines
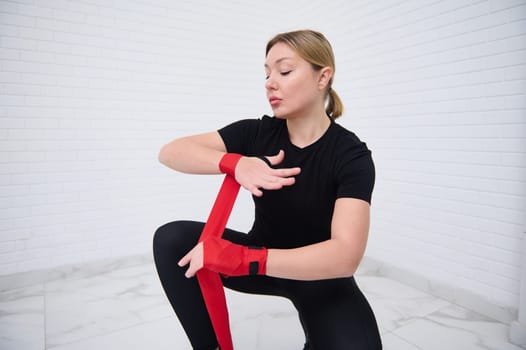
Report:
265,74,277,91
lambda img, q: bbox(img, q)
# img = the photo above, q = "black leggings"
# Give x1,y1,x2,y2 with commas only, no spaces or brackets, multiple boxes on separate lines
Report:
153,221,382,350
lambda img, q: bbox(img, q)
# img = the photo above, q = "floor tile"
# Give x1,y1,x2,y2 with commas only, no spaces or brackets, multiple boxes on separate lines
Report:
0,284,45,350
356,275,451,333
1,256,522,350
226,290,304,349
46,316,188,350
255,312,305,349
393,304,523,350
381,332,423,350
45,262,172,347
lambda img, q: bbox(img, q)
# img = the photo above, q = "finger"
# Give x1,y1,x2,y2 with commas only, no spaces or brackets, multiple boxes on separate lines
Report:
257,156,272,167
267,150,285,166
274,167,301,177
178,250,192,267
278,176,296,186
262,176,296,190
248,185,263,197
185,265,197,278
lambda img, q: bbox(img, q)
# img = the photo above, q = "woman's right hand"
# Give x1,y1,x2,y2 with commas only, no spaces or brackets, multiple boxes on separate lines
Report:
234,150,301,197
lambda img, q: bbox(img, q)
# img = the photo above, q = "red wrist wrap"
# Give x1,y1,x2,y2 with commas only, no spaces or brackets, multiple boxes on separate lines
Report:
219,153,242,177
195,172,241,350
203,237,267,276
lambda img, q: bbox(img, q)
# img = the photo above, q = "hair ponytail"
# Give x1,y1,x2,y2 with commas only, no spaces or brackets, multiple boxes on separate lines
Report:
326,88,344,119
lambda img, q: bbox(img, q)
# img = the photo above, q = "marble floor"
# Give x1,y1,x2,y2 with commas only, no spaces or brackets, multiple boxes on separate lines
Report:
0,255,523,350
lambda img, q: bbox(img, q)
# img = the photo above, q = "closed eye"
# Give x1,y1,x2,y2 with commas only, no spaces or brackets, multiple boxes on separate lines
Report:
265,70,292,80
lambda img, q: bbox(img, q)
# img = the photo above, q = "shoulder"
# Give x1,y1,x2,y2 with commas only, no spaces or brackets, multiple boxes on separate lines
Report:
329,122,376,203
217,115,285,154
219,115,283,133
329,121,375,181
330,122,372,159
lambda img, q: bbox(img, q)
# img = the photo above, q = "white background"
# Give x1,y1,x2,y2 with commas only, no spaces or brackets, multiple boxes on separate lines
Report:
0,0,525,315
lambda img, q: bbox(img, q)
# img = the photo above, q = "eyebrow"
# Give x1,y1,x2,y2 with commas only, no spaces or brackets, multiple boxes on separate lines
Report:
264,57,294,68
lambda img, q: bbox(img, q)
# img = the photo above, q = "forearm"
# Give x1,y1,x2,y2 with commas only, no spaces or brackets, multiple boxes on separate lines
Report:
265,239,365,280
158,134,226,174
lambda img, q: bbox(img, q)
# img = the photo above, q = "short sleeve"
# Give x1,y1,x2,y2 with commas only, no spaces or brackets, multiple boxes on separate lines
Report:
335,147,376,204
217,119,260,155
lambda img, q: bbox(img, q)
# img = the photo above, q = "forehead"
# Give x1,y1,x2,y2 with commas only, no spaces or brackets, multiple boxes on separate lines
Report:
264,42,298,67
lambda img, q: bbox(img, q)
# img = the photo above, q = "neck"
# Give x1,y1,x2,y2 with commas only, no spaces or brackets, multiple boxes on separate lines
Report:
286,109,331,149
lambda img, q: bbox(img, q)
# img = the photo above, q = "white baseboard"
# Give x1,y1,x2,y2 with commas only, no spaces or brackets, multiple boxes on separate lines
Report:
510,320,526,348
357,256,518,325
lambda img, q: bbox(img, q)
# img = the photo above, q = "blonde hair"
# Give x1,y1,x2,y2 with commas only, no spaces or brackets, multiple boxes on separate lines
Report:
266,29,344,119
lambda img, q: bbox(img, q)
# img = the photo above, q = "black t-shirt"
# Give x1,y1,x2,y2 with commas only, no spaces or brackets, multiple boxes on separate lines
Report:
218,115,375,249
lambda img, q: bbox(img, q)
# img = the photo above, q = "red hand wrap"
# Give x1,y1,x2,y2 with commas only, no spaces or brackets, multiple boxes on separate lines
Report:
196,173,241,350
203,237,267,276
219,153,242,177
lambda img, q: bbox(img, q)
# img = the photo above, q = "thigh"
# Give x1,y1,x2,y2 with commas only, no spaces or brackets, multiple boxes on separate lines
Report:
290,277,382,350
155,220,287,297
153,220,264,349
154,220,257,258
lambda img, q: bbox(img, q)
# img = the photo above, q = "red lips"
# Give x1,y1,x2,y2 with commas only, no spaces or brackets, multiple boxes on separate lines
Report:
269,96,282,106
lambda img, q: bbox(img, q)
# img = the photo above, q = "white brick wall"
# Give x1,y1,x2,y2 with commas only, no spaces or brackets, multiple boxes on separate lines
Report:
333,0,526,311
0,0,525,312
0,0,282,275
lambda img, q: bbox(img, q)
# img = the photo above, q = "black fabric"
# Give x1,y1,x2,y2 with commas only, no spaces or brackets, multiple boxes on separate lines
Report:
153,116,381,349
249,261,259,275
153,221,382,350
218,115,375,249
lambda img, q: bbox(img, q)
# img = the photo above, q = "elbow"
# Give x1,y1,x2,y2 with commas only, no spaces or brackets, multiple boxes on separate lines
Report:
158,143,169,165
333,257,359,278
338,245,365,278
158,141,180,168
343,258,361,277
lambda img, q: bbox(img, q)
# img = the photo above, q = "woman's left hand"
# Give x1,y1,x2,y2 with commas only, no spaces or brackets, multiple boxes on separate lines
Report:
178,243,204,278
235,150,301,197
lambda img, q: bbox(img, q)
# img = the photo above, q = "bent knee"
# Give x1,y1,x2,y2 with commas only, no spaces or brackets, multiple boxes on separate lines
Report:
153,220,203,256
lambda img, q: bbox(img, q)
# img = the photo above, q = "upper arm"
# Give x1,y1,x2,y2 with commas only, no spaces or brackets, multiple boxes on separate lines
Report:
178,131,227,152
331,197,371,265
159,131,226,160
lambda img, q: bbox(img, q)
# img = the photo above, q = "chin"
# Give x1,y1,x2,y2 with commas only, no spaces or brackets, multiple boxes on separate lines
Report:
272,110,290,119
272,106,300,120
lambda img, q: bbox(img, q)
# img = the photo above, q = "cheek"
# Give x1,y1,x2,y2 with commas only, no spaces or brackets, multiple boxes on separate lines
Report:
291,80,318,105
287,76,313,99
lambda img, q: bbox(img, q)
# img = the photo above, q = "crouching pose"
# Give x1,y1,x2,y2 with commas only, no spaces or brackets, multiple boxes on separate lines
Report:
153,29,382,350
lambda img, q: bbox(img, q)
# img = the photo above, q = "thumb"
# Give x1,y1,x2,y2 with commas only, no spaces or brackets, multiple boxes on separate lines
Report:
267,150,285,166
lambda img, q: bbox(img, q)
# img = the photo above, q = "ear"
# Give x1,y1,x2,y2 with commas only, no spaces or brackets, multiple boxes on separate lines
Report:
318,67,333,90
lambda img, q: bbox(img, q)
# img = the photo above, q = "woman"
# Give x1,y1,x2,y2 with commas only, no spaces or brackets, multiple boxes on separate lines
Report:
153,29,382,350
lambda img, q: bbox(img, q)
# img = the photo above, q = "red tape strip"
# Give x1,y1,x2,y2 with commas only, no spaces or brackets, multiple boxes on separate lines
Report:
197,174,240,350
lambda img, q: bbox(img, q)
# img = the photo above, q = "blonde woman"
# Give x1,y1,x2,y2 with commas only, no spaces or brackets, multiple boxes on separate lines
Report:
153,30,382,349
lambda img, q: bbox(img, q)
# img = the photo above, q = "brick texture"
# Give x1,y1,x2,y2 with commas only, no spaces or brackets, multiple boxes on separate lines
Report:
0,0,525,310
333,0,526,309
